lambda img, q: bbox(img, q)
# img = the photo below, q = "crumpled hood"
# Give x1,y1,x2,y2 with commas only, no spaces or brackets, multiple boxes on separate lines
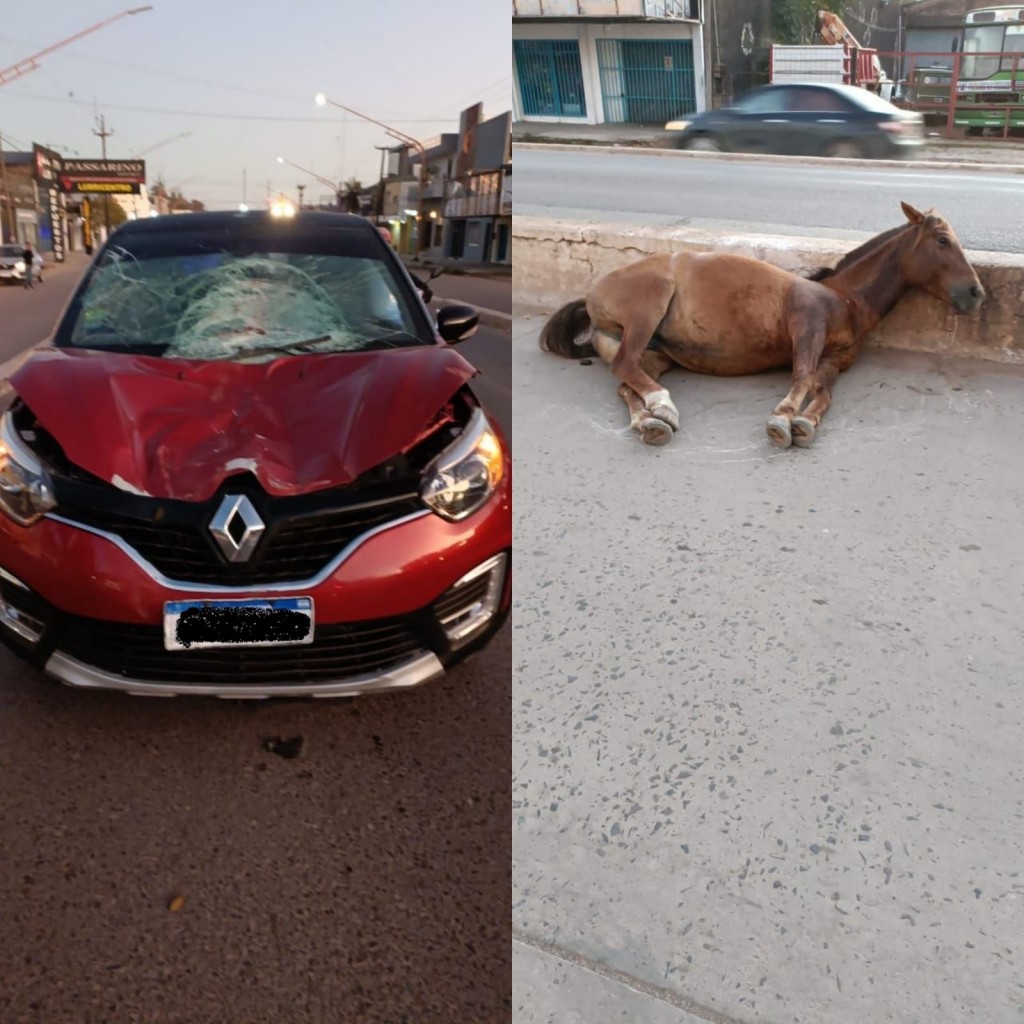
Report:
11,346,477,501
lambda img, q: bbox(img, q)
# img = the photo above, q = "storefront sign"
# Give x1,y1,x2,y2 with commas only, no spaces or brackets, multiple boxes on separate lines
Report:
58,159,146,195
32,144,67,262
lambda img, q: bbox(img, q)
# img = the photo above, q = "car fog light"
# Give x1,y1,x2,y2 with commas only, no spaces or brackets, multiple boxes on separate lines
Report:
0,411,57,527
0,591,45,644
421,408,505,522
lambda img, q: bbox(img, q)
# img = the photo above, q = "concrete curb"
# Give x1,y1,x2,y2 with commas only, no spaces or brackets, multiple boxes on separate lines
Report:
513,140,1024,175
512,215,1024,365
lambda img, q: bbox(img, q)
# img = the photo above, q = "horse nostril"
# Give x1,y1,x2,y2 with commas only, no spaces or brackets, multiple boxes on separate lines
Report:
970,285,982,299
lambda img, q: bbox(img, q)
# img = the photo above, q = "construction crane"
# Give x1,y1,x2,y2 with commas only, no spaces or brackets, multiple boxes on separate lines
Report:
0,6,154,88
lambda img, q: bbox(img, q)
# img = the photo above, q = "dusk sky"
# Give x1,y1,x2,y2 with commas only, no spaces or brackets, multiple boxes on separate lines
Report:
0,0,512,210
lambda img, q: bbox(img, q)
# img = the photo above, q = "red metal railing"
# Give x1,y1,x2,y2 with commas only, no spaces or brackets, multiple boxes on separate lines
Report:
875,49,1024,140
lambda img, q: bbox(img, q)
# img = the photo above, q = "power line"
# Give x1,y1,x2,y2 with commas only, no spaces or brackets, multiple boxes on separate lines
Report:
1,36,494,123
7,89,467,124
15,46,316,102
432,74,513,120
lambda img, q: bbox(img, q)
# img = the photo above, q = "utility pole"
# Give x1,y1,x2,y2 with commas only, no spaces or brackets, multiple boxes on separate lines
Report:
374,144,389,221
94,113,114,240
0,129,11,243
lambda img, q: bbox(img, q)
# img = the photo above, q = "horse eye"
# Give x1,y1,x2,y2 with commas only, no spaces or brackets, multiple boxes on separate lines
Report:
937,236,950,247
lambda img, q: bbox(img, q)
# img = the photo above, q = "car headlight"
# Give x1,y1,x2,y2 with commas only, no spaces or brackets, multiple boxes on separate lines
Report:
665,119,691,131
14,260,25,270
0,411,56,527
420,407,505,522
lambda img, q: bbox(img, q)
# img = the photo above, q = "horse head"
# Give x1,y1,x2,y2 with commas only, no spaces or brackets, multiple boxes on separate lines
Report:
899,202,984,315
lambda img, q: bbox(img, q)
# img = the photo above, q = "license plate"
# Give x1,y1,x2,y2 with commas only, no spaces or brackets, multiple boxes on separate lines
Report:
163,597,314,651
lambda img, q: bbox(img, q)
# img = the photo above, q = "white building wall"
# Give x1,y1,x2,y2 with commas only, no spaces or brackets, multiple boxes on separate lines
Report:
513,0,688,16
513,19,706,123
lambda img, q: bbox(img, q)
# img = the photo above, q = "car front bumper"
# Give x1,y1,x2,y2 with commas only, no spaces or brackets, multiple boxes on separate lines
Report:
0,479,511,698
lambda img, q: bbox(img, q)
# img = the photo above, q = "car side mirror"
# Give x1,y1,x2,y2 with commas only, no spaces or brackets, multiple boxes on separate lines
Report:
436,304,479,343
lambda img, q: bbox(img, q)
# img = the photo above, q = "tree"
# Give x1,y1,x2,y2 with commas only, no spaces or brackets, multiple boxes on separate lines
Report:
342,177,362,214
150,179,205,213
106,199,128,229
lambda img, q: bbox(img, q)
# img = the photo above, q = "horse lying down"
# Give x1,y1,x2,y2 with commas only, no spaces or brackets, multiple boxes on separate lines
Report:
539,202,984,449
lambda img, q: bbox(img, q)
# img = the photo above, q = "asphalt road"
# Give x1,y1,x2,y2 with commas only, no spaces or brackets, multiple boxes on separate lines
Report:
427,273,512,314
516,148,1024,253
0,255,511,1024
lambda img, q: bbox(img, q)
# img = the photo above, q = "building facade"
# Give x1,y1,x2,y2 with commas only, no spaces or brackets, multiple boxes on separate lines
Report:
1,152,46,249
512,0,706,124
442,106,511,265
408,132,459,262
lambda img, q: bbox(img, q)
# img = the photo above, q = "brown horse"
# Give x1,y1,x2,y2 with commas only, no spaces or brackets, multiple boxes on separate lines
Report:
539,202,984,449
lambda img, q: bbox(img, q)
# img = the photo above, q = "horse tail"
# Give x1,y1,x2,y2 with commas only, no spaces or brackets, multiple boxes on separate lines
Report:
539,299,595,359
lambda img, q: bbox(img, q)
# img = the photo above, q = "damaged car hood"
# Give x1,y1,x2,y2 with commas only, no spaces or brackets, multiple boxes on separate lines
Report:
11,346,477,501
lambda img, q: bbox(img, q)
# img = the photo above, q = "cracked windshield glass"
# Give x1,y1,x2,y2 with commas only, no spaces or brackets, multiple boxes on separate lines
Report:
62,229,421,360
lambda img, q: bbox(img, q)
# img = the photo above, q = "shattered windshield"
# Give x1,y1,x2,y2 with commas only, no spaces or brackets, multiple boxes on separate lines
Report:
57,218,427,361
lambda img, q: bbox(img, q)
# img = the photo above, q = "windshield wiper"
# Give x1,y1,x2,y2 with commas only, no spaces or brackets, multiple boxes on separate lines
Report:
359,331,423,350
224,334,332,361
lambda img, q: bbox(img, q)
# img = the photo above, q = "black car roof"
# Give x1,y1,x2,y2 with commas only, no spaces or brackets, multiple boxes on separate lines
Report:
110,209,378,238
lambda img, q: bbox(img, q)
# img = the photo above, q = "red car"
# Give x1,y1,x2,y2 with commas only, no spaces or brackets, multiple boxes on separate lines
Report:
0,211,510,697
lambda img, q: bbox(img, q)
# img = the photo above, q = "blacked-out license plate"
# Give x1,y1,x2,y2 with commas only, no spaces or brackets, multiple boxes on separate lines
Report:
163,597,314,651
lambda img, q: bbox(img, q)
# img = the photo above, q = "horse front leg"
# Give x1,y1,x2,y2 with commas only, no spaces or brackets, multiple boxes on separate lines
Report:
615,350,677,446
767,325,826,449
788,355,845,447
610,313,680,432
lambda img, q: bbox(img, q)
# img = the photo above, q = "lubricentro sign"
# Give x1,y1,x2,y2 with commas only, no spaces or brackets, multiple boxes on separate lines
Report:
59,159,146,195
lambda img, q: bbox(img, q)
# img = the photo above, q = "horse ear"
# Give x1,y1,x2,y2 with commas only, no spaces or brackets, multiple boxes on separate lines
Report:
901,202,925,225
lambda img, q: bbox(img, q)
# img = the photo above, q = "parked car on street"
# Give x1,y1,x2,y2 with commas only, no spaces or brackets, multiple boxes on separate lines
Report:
0,244,45,284
0,210,510,698
665,82,926,159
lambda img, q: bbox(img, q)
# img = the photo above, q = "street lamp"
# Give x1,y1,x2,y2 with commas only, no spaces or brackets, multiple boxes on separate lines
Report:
275,155,344,210
315,93,429,257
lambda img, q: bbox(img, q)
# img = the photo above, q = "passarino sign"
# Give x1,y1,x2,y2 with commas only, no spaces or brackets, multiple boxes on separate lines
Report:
58,159,146,195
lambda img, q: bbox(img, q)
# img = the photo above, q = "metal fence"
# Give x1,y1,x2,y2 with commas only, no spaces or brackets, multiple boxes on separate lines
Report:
514,39,587,118
595,38,696,124
877,49,1024,139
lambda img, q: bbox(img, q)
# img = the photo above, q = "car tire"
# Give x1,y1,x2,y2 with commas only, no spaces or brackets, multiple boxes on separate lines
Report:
824,139,868,160
686,134,723,152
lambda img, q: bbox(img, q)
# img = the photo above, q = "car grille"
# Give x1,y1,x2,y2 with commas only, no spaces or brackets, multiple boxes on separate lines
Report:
59,495,424,586
57,613,428,684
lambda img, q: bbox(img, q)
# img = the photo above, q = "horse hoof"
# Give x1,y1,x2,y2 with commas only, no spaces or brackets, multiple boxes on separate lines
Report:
648,403,680,432
639,418,674,446
766,415,792,449
791,417,816,448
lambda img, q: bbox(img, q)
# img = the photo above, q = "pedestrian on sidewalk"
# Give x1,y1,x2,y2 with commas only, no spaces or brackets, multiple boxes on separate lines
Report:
22,243,36,289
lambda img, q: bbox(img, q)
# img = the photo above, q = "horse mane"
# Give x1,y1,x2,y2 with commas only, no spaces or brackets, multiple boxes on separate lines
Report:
803,223,913,282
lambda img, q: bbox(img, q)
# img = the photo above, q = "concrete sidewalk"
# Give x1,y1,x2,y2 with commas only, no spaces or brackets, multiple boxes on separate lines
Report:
513,118,1024,167
512,310,1024,1023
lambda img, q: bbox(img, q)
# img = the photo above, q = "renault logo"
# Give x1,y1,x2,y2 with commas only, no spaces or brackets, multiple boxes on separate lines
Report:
209,494,265,563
